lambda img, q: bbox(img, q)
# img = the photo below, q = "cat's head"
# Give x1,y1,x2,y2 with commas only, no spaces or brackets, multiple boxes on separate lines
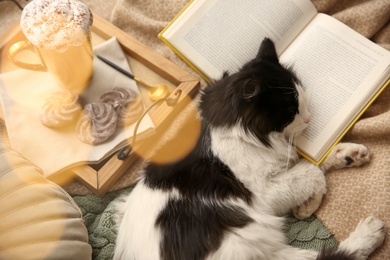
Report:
200,38,310,145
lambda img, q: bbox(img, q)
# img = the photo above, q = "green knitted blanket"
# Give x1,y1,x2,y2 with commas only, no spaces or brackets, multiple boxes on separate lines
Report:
73,189,338,260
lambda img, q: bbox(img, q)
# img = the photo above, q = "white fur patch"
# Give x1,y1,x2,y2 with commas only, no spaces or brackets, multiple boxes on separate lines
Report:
114,181,178,260
210,124,299,189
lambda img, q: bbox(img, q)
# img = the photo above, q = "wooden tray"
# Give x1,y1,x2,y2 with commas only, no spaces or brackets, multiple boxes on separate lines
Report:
0,13,200,196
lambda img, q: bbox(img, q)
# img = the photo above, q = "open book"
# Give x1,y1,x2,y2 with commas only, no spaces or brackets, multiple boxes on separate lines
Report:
159,0,390,165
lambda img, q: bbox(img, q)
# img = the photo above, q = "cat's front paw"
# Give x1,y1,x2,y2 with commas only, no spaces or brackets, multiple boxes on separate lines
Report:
338,216,385,259
292,192,323,220
321,143,370,171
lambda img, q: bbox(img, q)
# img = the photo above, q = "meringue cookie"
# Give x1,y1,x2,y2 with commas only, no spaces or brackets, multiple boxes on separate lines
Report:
76,102,118,145
99,87,144,126
40,90,82,128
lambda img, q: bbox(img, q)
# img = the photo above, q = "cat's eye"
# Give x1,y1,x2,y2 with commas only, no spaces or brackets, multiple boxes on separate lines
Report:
242,79,261,99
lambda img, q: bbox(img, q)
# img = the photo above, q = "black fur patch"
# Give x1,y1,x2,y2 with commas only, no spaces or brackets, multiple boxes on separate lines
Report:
156,199,253,260
144,123,253,204
345,156,354,166
317,249,357,260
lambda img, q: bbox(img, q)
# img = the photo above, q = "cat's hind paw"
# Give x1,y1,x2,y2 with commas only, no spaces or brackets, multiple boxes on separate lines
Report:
322,143,371,171
292,192,323,220
338,216,385,259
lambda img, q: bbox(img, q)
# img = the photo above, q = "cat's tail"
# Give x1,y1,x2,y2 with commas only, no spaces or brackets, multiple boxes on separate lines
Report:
317,250,356,260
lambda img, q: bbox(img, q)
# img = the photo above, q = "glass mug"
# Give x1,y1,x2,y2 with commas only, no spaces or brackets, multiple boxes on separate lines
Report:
8,31,93,94
8,0,94,94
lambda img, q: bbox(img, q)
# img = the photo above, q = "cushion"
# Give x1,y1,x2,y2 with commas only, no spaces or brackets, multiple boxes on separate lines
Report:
0,143,92,260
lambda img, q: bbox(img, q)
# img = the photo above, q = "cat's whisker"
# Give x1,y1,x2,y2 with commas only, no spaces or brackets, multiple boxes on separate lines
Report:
272,86,293,90
285,134,295,171
305,87,314,104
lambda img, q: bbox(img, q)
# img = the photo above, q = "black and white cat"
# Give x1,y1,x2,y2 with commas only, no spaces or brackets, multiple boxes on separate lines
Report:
113,38,384,260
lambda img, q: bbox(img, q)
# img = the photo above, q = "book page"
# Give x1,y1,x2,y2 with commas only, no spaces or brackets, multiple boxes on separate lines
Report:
162,0,317,80
280,13,390,162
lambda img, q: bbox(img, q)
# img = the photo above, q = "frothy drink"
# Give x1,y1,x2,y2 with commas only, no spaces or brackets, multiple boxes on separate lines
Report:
14,0,94,94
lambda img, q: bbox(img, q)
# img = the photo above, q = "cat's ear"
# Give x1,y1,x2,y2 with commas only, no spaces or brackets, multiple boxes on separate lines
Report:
256,38,278,63
242,78,262,100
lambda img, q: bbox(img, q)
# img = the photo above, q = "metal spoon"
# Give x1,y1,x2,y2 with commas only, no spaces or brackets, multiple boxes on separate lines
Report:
97,55,170,101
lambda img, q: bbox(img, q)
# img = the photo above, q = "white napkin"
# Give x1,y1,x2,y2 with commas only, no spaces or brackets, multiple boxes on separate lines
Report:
0,37,154,177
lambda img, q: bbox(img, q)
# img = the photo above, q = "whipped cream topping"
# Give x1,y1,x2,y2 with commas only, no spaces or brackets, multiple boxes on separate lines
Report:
21,0,93,52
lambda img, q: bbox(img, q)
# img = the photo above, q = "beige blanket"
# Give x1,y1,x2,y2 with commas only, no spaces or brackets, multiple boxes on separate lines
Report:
310,1,390,259
1,0,389,259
